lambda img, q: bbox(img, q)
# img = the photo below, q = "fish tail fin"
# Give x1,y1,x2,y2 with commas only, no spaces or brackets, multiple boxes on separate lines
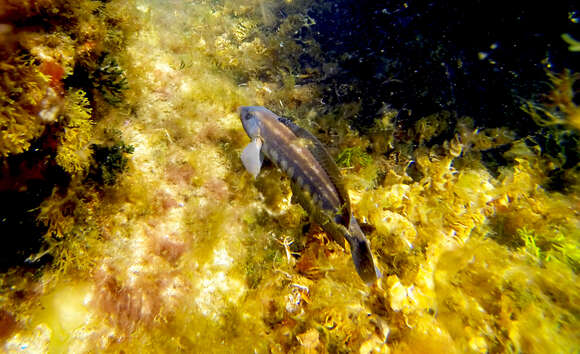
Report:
346,217,381,285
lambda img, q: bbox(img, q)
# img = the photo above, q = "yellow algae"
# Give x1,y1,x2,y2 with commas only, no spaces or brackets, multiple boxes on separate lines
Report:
4,324,52,353
13,283,92,353
0,54,51,156
0,0,579,353
523,69,580,131
55,89,94,175
413,111,450,144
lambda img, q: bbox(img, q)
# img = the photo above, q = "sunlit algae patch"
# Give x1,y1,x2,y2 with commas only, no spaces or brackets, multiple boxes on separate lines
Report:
0,0,578,353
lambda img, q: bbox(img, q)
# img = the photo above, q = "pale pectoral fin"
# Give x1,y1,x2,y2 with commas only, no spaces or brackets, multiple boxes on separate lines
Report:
241,138,263,178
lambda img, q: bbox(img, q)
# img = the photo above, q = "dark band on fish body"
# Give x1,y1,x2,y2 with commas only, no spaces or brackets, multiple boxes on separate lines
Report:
258,115,343,216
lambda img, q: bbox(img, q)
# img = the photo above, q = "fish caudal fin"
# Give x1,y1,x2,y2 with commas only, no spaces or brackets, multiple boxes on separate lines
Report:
346,217,381,285
241,138,263,178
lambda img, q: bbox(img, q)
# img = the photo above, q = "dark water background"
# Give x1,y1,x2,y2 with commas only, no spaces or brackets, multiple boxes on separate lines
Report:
303,0,578,132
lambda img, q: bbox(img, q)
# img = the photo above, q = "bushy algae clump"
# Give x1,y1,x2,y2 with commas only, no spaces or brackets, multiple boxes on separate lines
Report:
0,0,135,346
0,0,579,353
0,54,51,156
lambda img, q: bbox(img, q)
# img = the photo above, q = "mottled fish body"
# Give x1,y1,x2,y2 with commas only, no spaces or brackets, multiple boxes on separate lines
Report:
239,106,380,284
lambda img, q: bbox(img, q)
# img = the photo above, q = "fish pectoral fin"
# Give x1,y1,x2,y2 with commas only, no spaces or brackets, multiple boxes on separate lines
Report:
241,138,263,178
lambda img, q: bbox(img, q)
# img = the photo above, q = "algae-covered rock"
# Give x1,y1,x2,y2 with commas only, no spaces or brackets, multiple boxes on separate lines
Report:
1,0,579,353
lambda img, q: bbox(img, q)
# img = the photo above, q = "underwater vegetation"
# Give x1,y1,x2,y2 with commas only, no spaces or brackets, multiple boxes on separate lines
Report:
0,0,134,291
523,69,580,132
89,54,129,106
0,54,51,156
0,0,579,353
89,140,134,186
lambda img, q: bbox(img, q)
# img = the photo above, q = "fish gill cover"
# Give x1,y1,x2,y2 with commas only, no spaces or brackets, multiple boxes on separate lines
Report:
0,0,578,353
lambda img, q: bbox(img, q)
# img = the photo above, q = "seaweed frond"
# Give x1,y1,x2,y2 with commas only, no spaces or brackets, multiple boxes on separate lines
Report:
0,54,50,156
336,146,372,169
89,141,134,186
90,53,128,106
561,33,580,52
517,227,542,261
523,69,580,131
55,89,94,175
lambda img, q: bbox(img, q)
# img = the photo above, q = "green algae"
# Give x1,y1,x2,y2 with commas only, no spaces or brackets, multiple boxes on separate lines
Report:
336,146,372,169
89,141,134,186
90,53,129,106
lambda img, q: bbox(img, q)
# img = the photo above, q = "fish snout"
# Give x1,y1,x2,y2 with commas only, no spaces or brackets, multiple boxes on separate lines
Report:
238,106,263,138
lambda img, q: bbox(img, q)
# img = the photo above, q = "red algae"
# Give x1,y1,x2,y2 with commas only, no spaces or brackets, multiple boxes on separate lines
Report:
0,310,17,341
93,266,163,333
39,61,66,96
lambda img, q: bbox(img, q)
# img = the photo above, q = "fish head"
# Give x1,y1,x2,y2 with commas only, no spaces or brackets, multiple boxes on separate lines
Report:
239,106,271,139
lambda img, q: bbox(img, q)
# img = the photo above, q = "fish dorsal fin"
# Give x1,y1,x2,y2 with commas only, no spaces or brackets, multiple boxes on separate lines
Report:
277,116,351,221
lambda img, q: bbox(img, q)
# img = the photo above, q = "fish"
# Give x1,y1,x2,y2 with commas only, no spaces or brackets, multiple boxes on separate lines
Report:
239,106,381,284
